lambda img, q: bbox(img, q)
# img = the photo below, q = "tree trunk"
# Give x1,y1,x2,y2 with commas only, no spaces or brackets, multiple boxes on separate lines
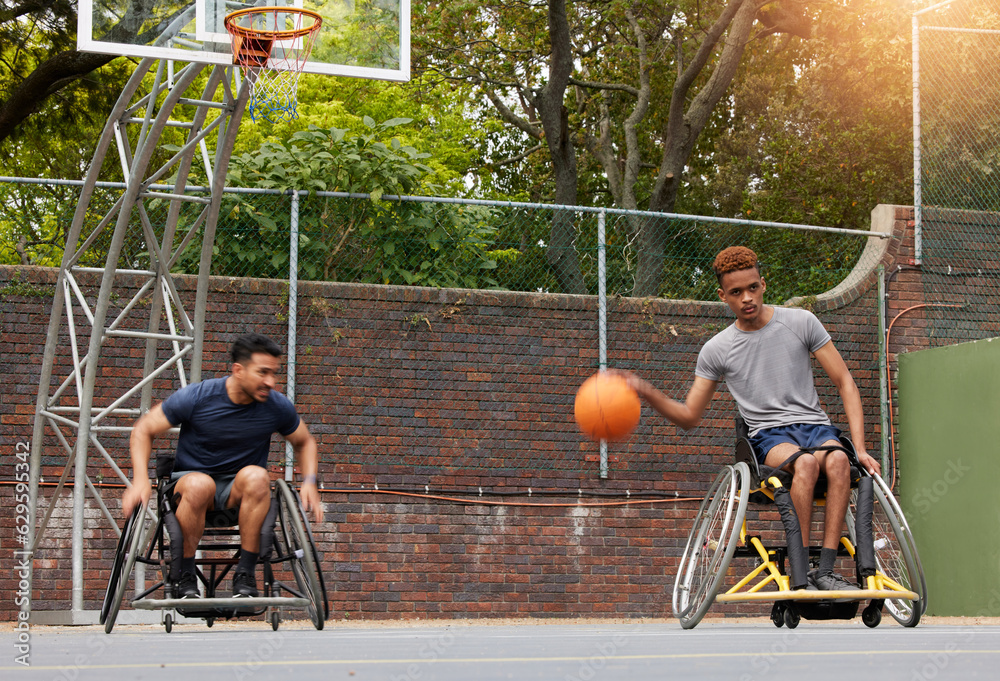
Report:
536,0,586,295
633,0,759,298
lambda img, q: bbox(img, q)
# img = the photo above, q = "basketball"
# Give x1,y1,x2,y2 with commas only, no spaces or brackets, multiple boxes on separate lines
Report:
574,372,641,442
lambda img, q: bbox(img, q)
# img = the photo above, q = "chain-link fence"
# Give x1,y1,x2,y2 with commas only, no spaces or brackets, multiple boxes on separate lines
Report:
2,176,875,301
4,175,886,477
914,0,1000,344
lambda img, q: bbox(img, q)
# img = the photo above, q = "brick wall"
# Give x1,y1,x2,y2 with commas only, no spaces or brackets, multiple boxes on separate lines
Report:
0,206,927,621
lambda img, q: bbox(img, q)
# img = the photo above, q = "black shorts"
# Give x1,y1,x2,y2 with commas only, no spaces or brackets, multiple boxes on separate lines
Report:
169,470,239,511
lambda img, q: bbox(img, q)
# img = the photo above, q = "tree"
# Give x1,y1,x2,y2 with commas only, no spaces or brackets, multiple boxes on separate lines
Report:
416,0,817,296
0,1,176,146
703,0,913,300
187,118,501,288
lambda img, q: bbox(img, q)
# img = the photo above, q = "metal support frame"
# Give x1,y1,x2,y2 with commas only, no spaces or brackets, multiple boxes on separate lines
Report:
27,57,250,623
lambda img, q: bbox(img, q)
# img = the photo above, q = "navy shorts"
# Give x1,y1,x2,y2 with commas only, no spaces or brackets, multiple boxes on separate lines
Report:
749,423,842,466
169,470,239,511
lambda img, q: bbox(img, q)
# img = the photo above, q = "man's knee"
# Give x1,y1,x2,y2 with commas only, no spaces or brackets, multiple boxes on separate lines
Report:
823,447,851,480
175,473,217,510
235,466,271,502
792,453,820,483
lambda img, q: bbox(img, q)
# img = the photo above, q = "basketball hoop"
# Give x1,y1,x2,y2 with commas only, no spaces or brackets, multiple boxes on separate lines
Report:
224,7,323,124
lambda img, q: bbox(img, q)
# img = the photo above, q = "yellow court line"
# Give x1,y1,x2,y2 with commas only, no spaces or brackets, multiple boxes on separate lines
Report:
4,650,1000,672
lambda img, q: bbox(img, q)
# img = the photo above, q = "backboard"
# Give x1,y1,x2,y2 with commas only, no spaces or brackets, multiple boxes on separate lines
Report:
79,0,410,81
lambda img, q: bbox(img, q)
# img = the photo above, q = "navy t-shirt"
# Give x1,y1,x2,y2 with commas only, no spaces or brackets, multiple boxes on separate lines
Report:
161,377,301,474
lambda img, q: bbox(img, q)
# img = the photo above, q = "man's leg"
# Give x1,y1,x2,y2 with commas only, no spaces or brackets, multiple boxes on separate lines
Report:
225,465,271,553
225,465,270,596
173,472,217,559
815,440,852,550
172,472,216,597
763,442,819,543
798,440,857,591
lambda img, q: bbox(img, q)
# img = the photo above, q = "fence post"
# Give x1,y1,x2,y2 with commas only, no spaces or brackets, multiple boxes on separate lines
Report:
285,190,299,482
598,209,608,479
912,11,923,265
878,263,889,474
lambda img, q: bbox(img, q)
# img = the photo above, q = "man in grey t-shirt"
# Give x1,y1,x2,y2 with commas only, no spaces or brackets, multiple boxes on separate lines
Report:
620,246,880,592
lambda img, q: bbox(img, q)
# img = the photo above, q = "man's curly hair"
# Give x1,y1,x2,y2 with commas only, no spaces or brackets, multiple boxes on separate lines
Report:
713,246,760,284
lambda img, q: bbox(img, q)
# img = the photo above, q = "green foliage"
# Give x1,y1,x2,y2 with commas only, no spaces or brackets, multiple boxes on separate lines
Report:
183,118,500,288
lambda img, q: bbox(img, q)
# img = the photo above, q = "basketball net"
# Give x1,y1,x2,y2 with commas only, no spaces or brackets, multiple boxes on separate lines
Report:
224,8,323,124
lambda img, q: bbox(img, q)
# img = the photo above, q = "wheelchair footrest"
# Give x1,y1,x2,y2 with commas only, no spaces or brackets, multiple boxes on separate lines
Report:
796,600,859,621
130,596,310,612
716,588,918,603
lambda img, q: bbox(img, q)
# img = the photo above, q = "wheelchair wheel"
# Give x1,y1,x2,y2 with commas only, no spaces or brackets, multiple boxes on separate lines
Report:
872,474,928,616
847,476,924,627
101,505,148,634
275,480,327,630
673,462,750,629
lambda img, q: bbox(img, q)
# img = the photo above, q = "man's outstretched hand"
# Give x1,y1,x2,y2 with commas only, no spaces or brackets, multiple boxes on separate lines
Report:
300,482,324,524
122,478,151,517
856,450,882,477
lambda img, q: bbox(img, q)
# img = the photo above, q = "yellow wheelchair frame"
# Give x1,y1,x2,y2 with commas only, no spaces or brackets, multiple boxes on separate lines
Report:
672,426,926,629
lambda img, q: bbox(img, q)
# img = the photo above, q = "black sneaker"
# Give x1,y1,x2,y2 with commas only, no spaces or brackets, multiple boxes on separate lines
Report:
232,570,258,598
175,571,200,599
808,568,859,592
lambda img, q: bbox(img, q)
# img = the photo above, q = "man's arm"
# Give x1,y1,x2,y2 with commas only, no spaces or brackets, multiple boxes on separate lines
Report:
285,419,323,523
615,372,717,431
814,341,881,476
122,404,174,515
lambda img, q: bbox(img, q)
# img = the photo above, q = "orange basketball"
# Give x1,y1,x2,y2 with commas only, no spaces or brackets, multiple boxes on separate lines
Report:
574,372,641,442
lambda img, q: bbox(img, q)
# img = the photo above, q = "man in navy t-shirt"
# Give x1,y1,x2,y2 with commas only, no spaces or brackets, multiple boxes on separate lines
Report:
122,333,323,599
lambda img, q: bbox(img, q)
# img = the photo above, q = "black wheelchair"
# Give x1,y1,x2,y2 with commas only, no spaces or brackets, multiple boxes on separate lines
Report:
101,455,328,633
672,419,926,629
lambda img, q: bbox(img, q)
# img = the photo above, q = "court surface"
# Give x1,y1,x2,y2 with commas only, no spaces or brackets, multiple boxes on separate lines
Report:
3,619,998,680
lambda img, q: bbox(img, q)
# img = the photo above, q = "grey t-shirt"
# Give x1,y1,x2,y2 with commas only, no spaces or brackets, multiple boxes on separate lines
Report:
694,306,832,436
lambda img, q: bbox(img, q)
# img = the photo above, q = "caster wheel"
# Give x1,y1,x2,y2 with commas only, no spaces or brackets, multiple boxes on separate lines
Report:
770,603,785,628
271,612,280,631
862,604,882,628
206,618,214,628
783,604,800,629
164,614,173,633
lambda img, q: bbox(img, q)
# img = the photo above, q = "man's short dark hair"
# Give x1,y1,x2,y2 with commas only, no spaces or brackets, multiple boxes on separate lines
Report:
713,246,761,284
231,333,283,365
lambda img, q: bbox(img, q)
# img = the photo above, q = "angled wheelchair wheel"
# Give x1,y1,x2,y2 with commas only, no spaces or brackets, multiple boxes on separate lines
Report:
101,505,148,634
275,480,328,630
673,462,750,629
847,475,924,627
872,474,928,616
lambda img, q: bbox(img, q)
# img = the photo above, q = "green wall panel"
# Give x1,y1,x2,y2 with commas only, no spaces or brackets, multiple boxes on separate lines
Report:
898,337,1000,616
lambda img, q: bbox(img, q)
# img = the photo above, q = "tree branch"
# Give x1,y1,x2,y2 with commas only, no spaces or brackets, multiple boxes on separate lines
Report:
568,77,639,97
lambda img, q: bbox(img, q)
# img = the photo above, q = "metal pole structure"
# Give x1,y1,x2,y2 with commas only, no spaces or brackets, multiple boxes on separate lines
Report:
597,210,608,480
26,58,157,622
912,12,923,265
28,59,250,624
285,191,300,482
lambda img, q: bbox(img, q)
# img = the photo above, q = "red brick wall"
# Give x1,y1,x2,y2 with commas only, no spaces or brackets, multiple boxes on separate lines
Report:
1,207,922,620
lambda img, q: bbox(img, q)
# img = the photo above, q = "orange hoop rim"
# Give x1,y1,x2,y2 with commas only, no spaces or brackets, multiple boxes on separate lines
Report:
224,7,323,41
